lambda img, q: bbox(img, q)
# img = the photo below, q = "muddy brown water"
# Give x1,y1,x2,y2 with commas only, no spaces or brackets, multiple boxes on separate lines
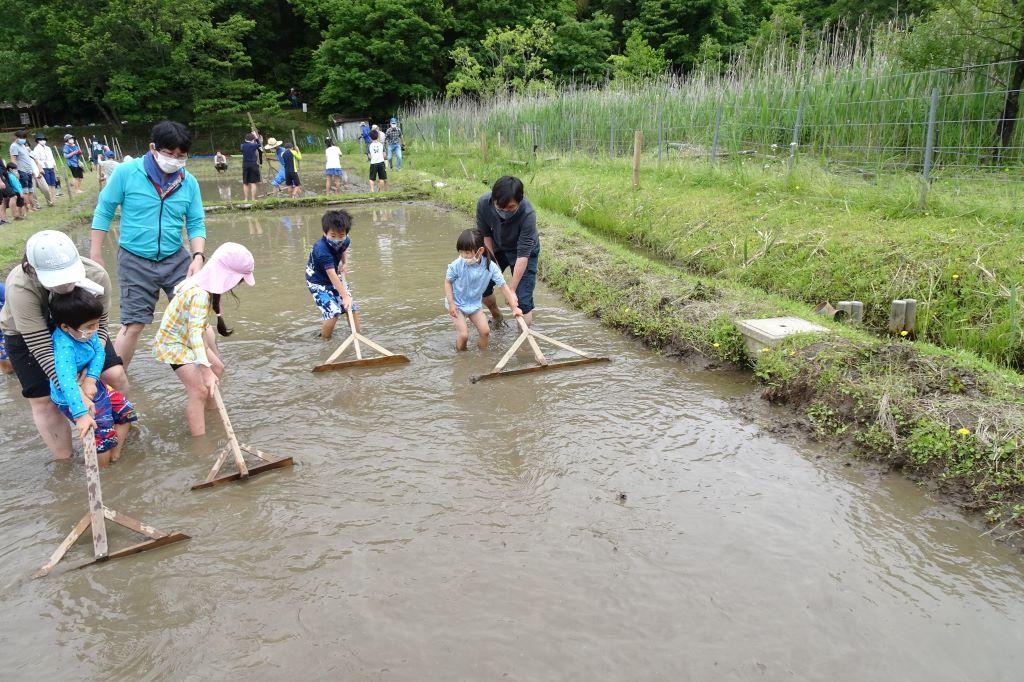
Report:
197,168,369,203
3,203,1024,680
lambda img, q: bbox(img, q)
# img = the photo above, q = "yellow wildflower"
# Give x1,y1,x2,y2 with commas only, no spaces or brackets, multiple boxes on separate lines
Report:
900,330,909,337
957,428,970,436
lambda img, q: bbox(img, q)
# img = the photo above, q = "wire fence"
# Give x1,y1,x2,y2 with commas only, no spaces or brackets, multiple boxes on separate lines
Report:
406,58,1024,206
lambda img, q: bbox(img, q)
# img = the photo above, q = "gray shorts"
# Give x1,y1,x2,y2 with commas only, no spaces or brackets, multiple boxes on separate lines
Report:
117,246,190,325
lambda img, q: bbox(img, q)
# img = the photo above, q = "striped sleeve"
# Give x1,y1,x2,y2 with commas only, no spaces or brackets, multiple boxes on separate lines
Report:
24,328,59,385
98,312,110,345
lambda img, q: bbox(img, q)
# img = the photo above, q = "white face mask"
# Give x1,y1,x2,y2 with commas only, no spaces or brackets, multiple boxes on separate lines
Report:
155,151,186,173
460,255,481,265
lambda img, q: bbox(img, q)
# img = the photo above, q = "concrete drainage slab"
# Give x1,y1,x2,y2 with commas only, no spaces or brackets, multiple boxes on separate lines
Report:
735,316,830,354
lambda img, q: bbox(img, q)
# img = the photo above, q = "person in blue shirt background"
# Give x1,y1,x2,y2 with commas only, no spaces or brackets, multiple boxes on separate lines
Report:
306,210,357,340
62,134,86,193
444,228,521,351
48,287,137,467
89,120,207,367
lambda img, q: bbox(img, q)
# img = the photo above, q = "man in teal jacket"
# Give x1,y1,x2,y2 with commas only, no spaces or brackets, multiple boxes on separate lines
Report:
90,120,207,366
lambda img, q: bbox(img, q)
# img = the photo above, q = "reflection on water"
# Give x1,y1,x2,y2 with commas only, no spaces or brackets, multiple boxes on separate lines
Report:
197,168,369,203
2,203,1024,680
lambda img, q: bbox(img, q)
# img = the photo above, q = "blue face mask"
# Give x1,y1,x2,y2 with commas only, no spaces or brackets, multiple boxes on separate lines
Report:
327,237,346,248
494,204,518,220
17,139,27,146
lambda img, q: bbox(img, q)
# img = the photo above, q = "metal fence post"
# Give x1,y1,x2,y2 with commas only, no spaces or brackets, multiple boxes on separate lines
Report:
920,87,939,209
710,103,722,165
657,109,663,164
788,94,805,173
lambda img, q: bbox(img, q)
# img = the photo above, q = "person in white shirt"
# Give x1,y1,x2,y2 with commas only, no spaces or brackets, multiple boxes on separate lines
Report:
366,130,388,192
30,134,57,205
324,140,345,194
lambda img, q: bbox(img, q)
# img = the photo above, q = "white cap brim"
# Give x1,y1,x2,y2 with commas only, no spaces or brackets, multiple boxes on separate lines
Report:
35,259,86,290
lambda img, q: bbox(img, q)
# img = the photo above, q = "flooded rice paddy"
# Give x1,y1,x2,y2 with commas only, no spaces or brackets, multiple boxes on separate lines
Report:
196,167,369,203
2,203,1024,680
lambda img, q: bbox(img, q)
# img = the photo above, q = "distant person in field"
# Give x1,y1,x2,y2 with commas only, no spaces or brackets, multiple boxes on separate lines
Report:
10,131,41,211
31,134,59,201
98,149,120,188
265,137,286,196
477,175,540,326
5,162,27,220
385,118,403,170
90,120,207,367
324,139,344,193
359,121,371,154
289,87,300,108
367,129,388,192
62,134,85,194
90,137,104,168
214,150,228,173
240,130,262,201
282,141,302,197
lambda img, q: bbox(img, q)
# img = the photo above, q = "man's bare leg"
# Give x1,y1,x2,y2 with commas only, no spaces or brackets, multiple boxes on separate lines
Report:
114,323,145,367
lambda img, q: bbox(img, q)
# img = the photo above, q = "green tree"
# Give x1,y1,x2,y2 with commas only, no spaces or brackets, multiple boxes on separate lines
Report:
607,28,668,81
446,20,556,97
304,0,451,115
549,12,616,83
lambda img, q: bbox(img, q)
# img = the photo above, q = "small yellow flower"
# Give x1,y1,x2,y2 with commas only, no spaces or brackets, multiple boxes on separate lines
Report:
760,347,770,353
712,342,720,348
900,330,908,337
789,350,796,356
952,273,959,280
794,185,800,189
957,428,970,436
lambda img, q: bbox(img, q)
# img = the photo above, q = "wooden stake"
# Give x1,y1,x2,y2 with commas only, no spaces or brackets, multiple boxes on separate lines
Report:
632,130,643,190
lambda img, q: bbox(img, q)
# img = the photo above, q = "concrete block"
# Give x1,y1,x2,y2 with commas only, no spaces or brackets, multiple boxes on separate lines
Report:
735,316,831,354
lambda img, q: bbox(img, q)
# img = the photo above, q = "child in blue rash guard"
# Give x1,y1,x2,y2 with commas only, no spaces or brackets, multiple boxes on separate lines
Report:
306,210,357,339
49,287,137,466
444,229,522,351
0,283,11,374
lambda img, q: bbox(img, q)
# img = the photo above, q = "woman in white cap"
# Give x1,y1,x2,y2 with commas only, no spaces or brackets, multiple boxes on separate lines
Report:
0,230,129,459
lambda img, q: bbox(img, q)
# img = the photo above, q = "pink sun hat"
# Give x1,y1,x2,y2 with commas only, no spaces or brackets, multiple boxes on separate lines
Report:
193,242,255,294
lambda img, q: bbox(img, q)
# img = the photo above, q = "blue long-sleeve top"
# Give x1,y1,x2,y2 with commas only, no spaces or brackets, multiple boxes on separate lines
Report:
50,328,104,419
7,171,23,194
91,153,206,261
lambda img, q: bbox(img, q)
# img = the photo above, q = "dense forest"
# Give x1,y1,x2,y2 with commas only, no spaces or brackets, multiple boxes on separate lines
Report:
0,0,1019,125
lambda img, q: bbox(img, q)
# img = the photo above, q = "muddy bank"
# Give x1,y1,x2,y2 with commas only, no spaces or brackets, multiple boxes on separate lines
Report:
203,190,426,213
420,175,1024,532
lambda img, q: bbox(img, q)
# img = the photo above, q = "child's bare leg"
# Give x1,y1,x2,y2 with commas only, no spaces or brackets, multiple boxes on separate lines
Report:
96,447,112,468
175,364,209,436
0,359,12,374
204,349,225,410
325,177,330,194
452,310,470,351
321,316,339,339
107,422,131,462
483,294,503,325
468,311,490,349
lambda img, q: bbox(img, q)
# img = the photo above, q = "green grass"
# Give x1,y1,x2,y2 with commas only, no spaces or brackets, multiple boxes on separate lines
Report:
0,181,101,270
410,144,1024,370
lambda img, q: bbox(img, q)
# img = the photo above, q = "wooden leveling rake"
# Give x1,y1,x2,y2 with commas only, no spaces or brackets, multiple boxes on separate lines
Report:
312,276,410,372
191,385,294,490
471,316,610,383
36,429,189,578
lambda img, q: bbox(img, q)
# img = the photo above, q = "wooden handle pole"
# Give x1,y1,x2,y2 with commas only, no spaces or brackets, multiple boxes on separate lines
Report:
341,275,362,360
212,385,248,479
517,316,547,366
82,428,109,560
632,130,643,190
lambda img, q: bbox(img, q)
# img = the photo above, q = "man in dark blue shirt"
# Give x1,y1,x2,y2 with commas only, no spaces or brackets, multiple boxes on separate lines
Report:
240,130,262,201
477,176,541,325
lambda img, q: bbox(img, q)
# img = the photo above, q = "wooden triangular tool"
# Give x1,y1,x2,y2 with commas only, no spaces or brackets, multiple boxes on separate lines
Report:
191,385,294,490
35,430,189,578
471,316,610,383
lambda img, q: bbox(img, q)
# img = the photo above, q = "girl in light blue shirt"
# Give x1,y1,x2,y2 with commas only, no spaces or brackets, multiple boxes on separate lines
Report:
445,229,521,350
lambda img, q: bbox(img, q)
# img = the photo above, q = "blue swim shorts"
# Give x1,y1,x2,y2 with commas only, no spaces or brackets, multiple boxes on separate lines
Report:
307,282,356,320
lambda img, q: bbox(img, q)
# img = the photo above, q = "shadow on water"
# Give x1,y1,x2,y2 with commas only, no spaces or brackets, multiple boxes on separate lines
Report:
2,203,1024,680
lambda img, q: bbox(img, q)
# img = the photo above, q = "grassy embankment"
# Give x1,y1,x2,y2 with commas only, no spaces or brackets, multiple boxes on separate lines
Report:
0,181,100,270
410,148,1024,530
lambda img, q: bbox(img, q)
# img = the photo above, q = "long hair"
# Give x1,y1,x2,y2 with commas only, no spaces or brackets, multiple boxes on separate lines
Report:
211,293,234,336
